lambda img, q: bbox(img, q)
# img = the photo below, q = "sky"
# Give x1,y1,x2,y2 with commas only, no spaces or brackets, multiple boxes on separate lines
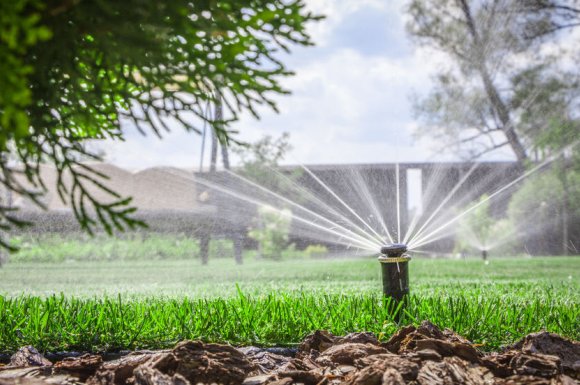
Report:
98,0,505,171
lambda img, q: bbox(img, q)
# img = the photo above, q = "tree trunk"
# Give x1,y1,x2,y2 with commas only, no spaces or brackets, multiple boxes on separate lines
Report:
459,0,528,163
200,228,210,265
202,91,221,265
560,159,569,256
209,129,218,173
215,88,231,170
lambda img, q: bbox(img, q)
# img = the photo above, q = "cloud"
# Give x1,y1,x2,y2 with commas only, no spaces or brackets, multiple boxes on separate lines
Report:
96,0,459,170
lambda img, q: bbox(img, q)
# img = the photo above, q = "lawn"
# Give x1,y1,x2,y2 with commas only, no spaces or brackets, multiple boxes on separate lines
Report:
0,255,578,354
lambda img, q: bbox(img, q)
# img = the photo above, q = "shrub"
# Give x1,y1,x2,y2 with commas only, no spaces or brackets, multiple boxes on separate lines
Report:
304,244,328,258
248,205,292,260
507,167,580,255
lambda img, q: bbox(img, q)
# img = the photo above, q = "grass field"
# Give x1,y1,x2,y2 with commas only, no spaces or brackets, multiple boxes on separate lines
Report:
0,256,578,354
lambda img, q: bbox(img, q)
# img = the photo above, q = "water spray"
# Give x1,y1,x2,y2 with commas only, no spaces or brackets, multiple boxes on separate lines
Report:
378,243,410,303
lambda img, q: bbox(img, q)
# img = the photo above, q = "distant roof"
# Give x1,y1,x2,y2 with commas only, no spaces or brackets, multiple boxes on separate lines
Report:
10,163,200,212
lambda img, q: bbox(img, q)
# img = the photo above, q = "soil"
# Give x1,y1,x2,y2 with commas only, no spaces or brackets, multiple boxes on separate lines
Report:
0,321,578,385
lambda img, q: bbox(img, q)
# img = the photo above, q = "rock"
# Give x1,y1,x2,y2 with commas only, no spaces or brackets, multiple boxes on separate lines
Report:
53,354,103,381
316,343,387,366
9,347,52,368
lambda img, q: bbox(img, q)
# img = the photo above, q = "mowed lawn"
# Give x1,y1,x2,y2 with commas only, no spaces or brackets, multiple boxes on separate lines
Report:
1,256,578,297
0,256,578,353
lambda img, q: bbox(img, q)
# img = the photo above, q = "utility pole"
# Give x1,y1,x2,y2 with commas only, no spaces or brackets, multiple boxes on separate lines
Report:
214,88,242,264
200,88,242,264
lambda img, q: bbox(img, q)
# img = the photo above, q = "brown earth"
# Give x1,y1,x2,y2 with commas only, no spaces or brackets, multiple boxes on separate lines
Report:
0,321,578,385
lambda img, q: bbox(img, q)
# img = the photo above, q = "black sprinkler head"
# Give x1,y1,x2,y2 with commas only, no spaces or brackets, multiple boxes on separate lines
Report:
378,242,411,310
380,243,408,257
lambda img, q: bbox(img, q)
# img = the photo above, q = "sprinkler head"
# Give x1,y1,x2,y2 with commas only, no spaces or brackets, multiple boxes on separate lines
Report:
378,242,411,310
380,243,408,258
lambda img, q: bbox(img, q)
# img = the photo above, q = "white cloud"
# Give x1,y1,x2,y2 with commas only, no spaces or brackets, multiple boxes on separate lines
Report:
96,0,460,170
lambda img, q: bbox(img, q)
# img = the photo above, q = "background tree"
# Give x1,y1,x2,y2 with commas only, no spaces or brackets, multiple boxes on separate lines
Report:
407,0,579,161
454,194,494,259
232,132,294,187
0,0,321,249
232,133,298,260
517,0,580,39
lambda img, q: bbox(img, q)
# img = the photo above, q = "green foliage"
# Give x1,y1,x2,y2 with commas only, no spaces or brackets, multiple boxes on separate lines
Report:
454,194,509,256
233,132,298,190
1,254,578,350
233,133,302,259
406,0,579,161
0,1,321,248
303,244,328,258
507,168,580,255
7,234,241,262
249,205,292,259
0,0,52,148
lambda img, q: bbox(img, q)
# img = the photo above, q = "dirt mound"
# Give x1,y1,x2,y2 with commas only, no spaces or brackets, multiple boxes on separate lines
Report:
0,321,578,384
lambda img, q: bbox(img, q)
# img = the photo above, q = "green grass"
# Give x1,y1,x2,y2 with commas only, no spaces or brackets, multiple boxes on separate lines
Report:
0,256,578,353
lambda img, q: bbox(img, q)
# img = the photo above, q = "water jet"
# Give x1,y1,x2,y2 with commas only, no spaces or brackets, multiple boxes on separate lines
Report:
378,243,410,303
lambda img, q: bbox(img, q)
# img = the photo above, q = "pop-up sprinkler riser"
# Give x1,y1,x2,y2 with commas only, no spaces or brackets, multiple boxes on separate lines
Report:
378,243,410,302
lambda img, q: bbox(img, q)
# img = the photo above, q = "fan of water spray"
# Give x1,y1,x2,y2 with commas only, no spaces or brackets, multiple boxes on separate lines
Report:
190,141,577,300
194,144,574,255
